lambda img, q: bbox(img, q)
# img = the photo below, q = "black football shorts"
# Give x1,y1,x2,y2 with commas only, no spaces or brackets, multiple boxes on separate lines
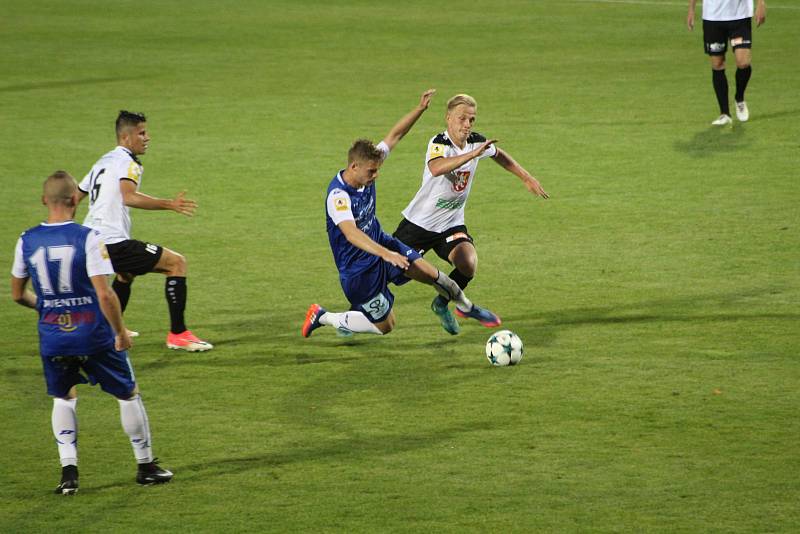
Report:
393,218,474,263
703,17,752,55
105,239,163,276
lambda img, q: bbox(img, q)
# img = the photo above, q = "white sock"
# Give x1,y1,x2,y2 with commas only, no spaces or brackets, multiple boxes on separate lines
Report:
433,270,472,312
52,398,78,467
118,395,153,464
320,311,383,335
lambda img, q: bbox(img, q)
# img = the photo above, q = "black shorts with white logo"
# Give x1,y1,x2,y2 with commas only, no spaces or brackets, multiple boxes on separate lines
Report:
392,218,473,263
703,17,752,55
105,239,163,276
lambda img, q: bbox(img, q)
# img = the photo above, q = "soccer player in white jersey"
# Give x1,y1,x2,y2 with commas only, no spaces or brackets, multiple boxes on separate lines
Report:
302,90,501,338
687,0,767,125
11,171,172,493
393,94,548,335
78,111,212,352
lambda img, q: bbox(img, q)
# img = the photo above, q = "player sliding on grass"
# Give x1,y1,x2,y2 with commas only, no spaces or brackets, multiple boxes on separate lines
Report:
78,111,212,352
393,94,548,335
303,90,501,338
11,171,172,494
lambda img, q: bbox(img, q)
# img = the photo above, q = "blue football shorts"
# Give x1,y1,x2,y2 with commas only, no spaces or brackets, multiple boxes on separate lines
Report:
339,233,422,323
41,347,137,399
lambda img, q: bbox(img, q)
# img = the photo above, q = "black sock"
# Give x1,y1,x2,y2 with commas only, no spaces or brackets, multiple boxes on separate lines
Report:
165,277,187,334
449,268,473,291
712,69,729,115
112,278,133,313
735,65,752,102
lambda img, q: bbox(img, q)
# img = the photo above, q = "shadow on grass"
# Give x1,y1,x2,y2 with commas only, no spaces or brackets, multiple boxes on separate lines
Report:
84,420,501,492
673,123,750,157
0,76,146,93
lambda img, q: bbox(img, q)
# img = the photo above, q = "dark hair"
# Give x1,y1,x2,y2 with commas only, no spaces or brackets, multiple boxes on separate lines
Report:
347,139,383,164
116,110,147,136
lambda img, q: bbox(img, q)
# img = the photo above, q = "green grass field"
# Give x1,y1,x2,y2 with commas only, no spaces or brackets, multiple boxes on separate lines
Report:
2,0,799,531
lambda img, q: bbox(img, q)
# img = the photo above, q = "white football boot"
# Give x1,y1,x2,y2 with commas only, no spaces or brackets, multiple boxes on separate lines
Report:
735,101,749,122
711,114,733,126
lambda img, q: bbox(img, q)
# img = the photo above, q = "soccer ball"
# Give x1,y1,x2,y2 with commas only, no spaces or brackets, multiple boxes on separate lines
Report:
485,330,523,366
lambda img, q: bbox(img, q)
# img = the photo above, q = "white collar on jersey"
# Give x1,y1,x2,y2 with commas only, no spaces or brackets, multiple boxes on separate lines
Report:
40,221,75,227
337,171,366,192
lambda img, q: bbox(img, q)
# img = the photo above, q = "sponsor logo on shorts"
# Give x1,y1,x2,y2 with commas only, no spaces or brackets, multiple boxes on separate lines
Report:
446,232,469,244
730,37,751,47
145,243,158,254
362,292,390,320
708,42,726,53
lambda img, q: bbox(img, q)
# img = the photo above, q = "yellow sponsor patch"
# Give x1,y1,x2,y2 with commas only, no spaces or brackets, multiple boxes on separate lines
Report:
428,143,446,160
127,162,142,183
334,197,349,211
99,242,110,260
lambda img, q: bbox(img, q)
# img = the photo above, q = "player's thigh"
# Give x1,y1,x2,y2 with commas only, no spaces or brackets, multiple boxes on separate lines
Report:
41,355,89,398
106,239,164,276
703,19,728,59
81,348,137,399
447,241,478,275
392,218,438,255
341,267,396,324
153,247,186,275
373,310,396,334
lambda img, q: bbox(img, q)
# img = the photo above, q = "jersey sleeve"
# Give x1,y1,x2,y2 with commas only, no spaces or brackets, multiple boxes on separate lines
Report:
85,230,115,278
326,188,355,226
478,142,498,160
376,141,390,161
11,236,27,278
78,170,92,194
122,161,143,185
427,139,448,162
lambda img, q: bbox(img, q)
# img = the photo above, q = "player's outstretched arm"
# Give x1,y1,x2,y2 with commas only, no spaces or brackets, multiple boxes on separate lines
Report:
10,276,37,309
338,220,410,270
382,89,436,151
91,275,131,351
492,148,549,199
428,138,498,177
120,181,197,216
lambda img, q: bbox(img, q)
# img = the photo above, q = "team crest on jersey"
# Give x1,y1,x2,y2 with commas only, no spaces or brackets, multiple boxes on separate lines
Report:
335,197,349,211
452,171,471,192
127,162,143,183
429,143,446,160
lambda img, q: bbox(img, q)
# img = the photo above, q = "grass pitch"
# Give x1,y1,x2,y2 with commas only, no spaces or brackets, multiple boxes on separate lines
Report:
1,1,799,532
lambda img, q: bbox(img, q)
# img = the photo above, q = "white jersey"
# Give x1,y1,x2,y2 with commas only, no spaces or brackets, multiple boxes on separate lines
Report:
401,131,497,233
703,0,753,21
79,146,143,244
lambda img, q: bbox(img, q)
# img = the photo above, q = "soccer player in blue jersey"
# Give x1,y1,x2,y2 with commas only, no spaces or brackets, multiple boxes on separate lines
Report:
11,171,172,494
302,90,501,338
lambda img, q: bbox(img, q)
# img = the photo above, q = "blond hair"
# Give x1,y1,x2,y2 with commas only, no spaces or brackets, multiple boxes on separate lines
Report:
446,94,477,112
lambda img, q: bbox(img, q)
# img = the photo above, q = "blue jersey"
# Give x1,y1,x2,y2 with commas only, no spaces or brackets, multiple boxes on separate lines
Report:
12,222,116,357
325,171,388,278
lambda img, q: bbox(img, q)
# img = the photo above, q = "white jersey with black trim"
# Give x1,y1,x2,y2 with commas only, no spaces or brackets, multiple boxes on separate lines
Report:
401,130,497,233
702,0,753,21
79,146,143,244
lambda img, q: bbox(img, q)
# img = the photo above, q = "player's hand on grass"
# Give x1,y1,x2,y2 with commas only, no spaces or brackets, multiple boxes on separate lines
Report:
382,250,410,270
419,89,436,110
525,177,549,199
116,331,132,351
171,190,197,217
